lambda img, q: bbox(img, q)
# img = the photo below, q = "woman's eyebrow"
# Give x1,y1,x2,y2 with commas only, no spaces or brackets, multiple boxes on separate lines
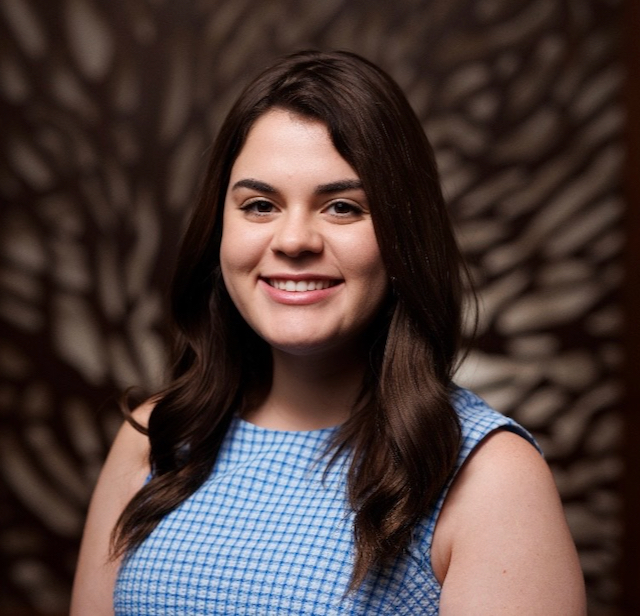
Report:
230,178,363,195
314,179,363,195
230,178,277,193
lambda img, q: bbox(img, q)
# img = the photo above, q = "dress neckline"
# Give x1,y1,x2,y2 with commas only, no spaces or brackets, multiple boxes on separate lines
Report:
233,414,341,437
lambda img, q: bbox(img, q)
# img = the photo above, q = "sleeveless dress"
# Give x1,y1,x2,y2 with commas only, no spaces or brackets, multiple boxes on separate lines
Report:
114,387,537,615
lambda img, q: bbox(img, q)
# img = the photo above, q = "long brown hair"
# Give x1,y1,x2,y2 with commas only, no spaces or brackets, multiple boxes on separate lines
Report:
112,50,468,590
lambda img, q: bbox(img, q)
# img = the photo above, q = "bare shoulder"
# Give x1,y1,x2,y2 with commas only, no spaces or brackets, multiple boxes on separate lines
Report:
434,429,586,616
452,429,554,499
70,399,156,616
114,399,155,464
433,431,559,568
95,399,154,489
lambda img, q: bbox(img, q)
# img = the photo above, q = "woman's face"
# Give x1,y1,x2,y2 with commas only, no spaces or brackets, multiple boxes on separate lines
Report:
220,109,389,358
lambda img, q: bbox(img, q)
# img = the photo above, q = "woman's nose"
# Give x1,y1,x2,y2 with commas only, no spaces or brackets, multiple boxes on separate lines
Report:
270,210,323,257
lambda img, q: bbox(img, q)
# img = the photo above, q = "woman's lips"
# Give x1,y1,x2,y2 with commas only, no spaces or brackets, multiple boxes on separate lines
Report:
259,277,342,304
267,278,339,292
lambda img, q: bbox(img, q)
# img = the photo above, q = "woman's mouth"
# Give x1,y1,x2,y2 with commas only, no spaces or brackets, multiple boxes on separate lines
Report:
266,279,340,292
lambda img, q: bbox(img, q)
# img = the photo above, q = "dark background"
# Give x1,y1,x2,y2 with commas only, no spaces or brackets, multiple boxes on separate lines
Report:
0,0,637,613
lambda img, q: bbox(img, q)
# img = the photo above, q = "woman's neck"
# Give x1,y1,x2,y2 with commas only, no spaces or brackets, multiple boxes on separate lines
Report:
243,347,367,431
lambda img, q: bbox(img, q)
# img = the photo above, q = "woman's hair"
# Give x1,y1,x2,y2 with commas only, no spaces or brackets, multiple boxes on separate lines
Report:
112,50,469,590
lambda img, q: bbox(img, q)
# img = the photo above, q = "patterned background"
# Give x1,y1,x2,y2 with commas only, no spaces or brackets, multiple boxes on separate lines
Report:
0,0,631,613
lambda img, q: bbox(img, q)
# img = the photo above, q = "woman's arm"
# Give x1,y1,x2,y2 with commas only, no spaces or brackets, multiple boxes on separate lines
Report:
433,430,587,615
70,402,153,616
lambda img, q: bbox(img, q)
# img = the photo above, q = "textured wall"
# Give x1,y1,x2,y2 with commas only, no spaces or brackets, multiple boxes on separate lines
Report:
0,0,625,613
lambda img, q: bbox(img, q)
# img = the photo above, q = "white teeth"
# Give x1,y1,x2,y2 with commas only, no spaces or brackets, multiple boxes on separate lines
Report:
269,279,334,292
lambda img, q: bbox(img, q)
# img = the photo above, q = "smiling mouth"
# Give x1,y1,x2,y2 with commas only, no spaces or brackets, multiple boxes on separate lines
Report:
267,279,340,292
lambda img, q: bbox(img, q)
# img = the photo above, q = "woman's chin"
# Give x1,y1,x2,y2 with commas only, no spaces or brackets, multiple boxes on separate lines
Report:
264,333,358,360
268,339,337,358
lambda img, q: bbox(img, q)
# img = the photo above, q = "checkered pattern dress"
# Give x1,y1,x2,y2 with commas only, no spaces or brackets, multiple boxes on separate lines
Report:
114,387,536,615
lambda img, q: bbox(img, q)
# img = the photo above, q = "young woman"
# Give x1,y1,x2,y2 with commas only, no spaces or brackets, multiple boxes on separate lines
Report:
71,50,586,615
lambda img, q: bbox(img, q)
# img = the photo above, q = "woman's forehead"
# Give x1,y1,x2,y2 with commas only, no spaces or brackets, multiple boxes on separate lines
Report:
228,110,360,188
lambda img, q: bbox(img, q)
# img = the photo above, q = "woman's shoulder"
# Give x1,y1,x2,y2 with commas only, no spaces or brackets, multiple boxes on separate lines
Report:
89,396,154,500
83,395,155,522
434,429,585,614
432,388,586,614
70,399,155,615
102,399,154,481
433,386,547,546
450,385,540,457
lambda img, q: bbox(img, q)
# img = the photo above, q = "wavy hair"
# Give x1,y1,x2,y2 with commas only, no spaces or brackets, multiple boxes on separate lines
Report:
112,50,469,590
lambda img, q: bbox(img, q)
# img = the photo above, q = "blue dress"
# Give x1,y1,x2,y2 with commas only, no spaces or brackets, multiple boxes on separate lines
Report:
114,387,537,615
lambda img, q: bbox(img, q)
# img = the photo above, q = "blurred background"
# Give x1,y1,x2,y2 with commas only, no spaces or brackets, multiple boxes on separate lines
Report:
0,0,637,614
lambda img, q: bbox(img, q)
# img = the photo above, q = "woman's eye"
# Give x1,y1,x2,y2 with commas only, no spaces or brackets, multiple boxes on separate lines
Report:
242,200,274,215
326,201,364,217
